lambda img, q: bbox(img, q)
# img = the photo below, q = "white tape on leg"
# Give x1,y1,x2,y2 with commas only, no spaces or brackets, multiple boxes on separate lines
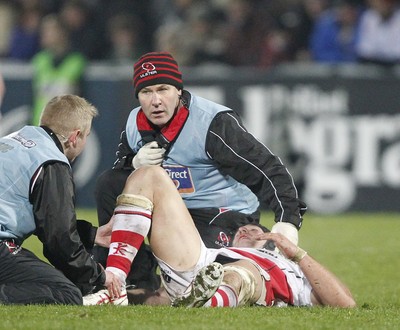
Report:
116,194,153,211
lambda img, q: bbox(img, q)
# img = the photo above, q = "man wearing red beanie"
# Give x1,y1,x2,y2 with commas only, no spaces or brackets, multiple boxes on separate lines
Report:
93,51,307,295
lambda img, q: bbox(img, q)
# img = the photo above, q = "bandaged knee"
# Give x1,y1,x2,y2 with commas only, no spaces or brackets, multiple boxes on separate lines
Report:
116,193,153,211
223,265,257,306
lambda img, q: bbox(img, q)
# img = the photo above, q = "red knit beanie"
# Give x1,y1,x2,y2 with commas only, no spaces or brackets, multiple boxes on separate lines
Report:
133,52,183,98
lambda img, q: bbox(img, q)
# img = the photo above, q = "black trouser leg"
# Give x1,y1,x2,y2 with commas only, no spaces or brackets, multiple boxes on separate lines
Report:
189,208,261,248
93,168,130,270
0,245,82,305
95,168,131,227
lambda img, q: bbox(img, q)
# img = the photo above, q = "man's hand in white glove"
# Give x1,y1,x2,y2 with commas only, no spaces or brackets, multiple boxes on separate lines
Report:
271,222,299,246
132,141,166,169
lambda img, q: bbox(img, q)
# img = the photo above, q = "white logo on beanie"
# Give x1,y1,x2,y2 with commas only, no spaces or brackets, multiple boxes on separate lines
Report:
142,62,156,72
139,62,157,79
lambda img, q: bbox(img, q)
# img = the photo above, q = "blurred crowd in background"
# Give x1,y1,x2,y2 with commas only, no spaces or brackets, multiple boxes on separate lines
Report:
0,0,400,68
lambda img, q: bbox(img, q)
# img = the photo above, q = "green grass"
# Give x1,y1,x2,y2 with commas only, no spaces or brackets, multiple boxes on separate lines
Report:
2,211,400,330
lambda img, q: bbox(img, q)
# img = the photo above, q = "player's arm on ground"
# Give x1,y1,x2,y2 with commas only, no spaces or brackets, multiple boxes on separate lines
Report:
257,232,356,308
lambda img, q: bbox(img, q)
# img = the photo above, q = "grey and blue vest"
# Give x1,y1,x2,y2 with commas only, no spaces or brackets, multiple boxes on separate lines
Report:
0,126,69,243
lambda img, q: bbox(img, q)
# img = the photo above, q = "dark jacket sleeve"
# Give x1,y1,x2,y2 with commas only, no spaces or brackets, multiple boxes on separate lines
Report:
112,130,135,169
30,161,106,294
76,219,97,250
206,111,307,229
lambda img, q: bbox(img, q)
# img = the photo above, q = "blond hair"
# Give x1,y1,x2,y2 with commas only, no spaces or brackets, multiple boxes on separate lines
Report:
39,95,98,137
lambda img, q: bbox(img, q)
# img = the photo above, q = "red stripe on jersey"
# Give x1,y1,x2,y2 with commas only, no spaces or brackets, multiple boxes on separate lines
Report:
229,248,294,305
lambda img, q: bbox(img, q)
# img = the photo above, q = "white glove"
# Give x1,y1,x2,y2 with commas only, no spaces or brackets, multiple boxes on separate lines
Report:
132,141,166,169
271,222,299,246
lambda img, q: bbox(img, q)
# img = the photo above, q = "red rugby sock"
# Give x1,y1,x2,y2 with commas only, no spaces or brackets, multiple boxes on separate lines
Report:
106,205,152,283
203,284,238,307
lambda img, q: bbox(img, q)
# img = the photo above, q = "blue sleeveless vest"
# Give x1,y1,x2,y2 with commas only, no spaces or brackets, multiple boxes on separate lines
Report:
0,126,69,243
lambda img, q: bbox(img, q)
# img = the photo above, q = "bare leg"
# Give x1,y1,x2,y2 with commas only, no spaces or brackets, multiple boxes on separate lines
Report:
111,165,202,272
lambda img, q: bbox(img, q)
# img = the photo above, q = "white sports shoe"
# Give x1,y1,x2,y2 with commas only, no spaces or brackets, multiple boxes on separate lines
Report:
172,262,224,308
82,288,128,306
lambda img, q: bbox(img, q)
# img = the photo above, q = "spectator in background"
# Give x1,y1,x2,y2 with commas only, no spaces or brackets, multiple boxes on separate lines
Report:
309,0,363,63
7,2,42,61
59,0,104,61
153,0,212,66
0,0,16,57
154,4,227,66
222,0,279,67
31,14,86,126
355,0,400,67
96,0,157,56
275,0,328,62
258,28,294,69
104,14,145,64
153,0,209,27
187,7,229,66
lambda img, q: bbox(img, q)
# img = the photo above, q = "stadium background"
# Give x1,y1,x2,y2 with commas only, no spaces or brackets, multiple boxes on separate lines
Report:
1,0,400,215
1,61,400,215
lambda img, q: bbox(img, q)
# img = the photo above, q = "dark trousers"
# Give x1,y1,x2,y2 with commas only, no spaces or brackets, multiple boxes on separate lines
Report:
188,208,261,248
0,241,82,305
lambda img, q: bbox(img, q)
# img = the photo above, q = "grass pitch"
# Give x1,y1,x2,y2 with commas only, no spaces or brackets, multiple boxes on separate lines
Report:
1,211,399,330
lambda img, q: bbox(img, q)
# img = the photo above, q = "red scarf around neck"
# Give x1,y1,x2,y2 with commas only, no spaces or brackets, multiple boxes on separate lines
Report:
136,106,189,150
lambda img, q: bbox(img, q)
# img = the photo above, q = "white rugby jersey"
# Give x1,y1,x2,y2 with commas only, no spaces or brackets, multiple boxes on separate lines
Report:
156,244,313,307
210,247,313,306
